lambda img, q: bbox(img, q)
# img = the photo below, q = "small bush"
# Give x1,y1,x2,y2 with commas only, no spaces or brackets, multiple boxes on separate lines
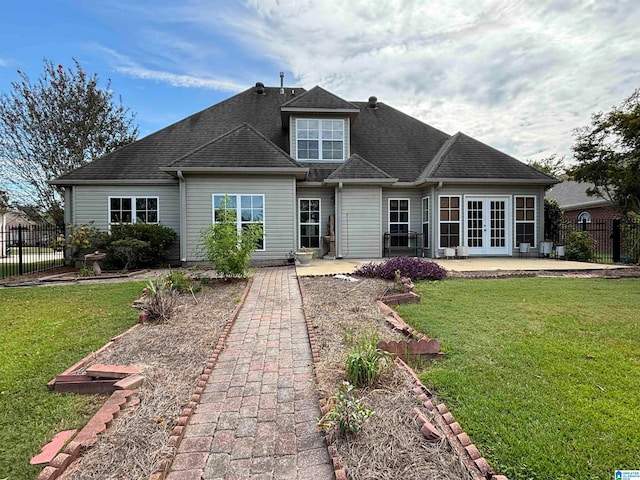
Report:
566,231,595,262
143,276,177,322
355,257,447,281
110,223,176,267
108,238,150,271
199,196,263,279
317,381,373,435
164,269,200,293
346,341,393,387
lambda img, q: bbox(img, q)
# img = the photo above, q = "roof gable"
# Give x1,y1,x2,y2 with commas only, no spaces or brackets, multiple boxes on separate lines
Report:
325,154,396,184
281,86,359,111
166,123,302,170
418,132,557,183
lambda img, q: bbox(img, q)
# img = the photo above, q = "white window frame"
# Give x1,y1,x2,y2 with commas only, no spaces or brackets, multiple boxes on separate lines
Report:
438,195,462,249
212,194,265,251
514,195,536,247
108,196,159,227
388,198,410,246
577,211,592,224
421,196,429,249
298,198,321,249
295,118,345,162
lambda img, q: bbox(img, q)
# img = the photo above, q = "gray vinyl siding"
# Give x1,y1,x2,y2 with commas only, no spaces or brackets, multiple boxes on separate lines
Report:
296,185,335,255
183,175,296,261
338,186,382,258
71,184,181,261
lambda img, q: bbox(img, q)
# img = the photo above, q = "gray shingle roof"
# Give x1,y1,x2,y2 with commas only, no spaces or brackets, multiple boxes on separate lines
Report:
166,123,302,170
545,181,609,209
326,153,395,181
53,86,304,183
281,86,359,111
419,132,557,182
52,83,559,186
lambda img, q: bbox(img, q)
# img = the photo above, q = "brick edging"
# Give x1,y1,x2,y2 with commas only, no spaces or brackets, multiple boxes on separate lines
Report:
148,275,254,480
380,301,509,480
296,275,347,480
46,324,141,389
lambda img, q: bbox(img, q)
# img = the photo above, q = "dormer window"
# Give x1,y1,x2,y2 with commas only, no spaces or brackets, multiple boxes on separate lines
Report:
296,119,344,161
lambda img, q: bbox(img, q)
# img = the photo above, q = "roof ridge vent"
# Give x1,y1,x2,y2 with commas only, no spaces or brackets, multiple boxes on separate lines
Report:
256,82,265,94
368,96,378,108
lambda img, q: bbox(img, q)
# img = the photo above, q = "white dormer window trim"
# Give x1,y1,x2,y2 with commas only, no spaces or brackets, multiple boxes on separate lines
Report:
294,118,345,162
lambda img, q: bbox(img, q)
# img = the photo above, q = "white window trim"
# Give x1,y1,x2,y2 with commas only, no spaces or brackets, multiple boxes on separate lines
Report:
577,211,592,224
294,118,346,162
108,195,160,228
514,195,537,247
212,194,266,252
437,195,462,249
421,196,429,249
298,198,321,250
388,198,411,234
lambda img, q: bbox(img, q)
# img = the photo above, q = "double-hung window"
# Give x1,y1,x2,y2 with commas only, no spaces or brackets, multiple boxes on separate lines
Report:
514,196,536,246
213,194,265,250
109,196,159,226
296,119,344,161
299,199,321,249
422,197,429,249
439,196,460,248
389,199,410,247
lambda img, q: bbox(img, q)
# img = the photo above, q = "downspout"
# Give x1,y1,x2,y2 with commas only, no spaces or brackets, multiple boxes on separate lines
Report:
335,182,343,258
434,182,443,258
178,171,187,262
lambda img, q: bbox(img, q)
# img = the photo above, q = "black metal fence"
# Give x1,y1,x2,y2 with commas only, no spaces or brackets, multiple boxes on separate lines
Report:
0,224,65,280
558,218,640,264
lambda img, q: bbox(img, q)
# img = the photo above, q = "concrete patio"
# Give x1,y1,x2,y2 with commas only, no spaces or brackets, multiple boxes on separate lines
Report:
294,257,630,277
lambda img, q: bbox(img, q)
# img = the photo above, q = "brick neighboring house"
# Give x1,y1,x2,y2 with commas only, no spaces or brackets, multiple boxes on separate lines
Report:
546,181,621,223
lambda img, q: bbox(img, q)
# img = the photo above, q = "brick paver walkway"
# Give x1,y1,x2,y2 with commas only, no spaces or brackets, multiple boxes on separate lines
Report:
167,267,333,480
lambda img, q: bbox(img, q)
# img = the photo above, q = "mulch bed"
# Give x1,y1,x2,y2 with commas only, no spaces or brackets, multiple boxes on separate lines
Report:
300,276,472,480
59,278,246,479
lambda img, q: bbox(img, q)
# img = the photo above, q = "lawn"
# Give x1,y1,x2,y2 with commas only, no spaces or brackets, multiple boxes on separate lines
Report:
396,277,640,480
0,282,143,480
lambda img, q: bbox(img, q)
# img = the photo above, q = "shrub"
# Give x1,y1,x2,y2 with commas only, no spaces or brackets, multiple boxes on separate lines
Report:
199,196,263,279
346,341,393,387
143,276,177,322
317,381,373,435
164,269,199,294
108,238,150,271
565,231,595,262
110,223,176,267
355,257,447,281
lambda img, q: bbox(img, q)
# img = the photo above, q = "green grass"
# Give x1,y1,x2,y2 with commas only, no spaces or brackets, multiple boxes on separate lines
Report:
396,277,640,480
0,282,143,480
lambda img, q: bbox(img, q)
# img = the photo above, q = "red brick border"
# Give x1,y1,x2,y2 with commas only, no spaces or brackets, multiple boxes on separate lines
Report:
379,301,509,480
148,275,254,480
297,276,347,480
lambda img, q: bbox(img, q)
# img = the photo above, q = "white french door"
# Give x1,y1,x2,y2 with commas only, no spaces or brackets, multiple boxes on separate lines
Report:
465,197,510,255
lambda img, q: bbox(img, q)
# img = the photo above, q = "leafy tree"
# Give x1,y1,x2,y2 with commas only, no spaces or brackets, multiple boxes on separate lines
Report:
199,195,263,278
543,198,564,243
0,58,138,225
571,88,640,218
527,154,567,179
0,190,9,214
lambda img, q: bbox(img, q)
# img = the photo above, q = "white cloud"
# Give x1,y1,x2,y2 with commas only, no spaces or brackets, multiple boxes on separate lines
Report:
89,0,640,162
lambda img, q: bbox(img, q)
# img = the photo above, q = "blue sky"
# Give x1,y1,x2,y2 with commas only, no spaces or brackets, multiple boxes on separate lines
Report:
1,0,639,163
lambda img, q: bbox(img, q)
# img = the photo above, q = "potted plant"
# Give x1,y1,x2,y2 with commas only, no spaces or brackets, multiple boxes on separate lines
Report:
295,247,315,266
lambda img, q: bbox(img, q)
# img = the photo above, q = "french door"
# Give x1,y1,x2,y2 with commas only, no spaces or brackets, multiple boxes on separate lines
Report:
465,197,510,255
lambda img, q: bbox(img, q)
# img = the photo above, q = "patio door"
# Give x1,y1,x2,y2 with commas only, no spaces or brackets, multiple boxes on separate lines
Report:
465,197,510,255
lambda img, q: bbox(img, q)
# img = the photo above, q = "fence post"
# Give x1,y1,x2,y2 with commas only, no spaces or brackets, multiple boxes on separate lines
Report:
18,224,24,275
612,219,621,263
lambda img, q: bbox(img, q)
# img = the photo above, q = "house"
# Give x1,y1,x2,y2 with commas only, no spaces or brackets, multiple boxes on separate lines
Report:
546,180,621,223
51,83,557,263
